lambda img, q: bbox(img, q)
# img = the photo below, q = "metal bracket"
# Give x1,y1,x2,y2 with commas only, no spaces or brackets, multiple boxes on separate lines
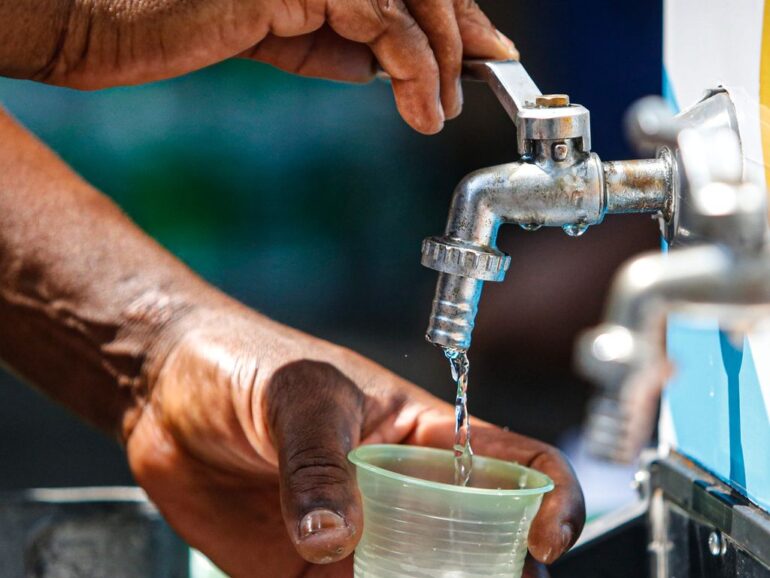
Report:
651,453,770,570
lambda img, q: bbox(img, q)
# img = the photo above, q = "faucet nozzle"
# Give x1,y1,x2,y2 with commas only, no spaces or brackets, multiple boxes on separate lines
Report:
425,273,484,350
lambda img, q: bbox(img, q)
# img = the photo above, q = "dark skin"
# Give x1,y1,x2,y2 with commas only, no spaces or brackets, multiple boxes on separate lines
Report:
0,2,584,576
1,0,518,133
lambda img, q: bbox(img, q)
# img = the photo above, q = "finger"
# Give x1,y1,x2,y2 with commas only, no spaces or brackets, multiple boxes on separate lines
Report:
327,0,443,134
409,414,585,564
242,26,376,83
523,442,584,564
403,0,463,119
266,360,366,564
453,0,519,60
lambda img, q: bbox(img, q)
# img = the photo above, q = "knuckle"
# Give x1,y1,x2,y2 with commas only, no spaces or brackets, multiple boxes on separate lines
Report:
267,360,365,462
533,445,565,468
453,0,480,17
373,0,398,17
268,360,363,416
369,0,412,27
366,0,386,24
286,446,352,493
441,42,463,70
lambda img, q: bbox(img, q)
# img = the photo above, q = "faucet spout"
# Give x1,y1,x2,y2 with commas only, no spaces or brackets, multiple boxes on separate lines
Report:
422,150,605,350
576,245,767,462
578,178,769,461
577,246,731,395
421,60,678,353
423,151,673,351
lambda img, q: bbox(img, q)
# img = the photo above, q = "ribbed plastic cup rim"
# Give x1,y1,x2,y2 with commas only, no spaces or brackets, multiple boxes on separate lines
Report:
348,444,554,496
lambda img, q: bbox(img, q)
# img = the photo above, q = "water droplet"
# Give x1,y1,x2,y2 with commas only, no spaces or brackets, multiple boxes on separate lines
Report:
520,223,542,232
563,221,589,237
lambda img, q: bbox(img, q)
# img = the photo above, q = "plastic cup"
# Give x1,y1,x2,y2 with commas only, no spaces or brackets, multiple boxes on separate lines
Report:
348,444,554,578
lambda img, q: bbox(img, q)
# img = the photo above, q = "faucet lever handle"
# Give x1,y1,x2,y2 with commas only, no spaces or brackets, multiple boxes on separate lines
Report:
377,59,543,125
462,60,542,124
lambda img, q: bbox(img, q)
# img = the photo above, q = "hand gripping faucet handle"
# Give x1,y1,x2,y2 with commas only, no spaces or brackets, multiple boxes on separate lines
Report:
376,59,541,112
463,60,591,155
378,60,592,154
376,59,542,113
460,60,542,120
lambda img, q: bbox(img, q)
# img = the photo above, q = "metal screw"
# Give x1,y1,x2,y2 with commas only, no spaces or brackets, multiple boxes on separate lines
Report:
536,94,570,108
708,531,727,557
552,143,569,162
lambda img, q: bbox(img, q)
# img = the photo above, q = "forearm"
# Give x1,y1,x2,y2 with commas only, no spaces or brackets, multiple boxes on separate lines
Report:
0,0,271,89
0,108,230,438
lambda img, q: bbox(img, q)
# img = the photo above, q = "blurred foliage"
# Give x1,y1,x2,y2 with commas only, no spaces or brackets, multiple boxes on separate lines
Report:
1,60,452,336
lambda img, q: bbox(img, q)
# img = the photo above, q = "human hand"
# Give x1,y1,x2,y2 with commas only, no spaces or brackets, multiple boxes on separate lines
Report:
125,304,584,577
26,0,517,134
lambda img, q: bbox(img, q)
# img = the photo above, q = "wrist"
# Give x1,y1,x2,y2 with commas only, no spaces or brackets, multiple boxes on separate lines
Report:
121,287,249,441
128,296,283,471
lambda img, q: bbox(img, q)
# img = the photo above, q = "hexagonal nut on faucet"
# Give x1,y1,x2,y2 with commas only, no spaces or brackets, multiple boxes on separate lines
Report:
536,94,570,108
421,237,510,282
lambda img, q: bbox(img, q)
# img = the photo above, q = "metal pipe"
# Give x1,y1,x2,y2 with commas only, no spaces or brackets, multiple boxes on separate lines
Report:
604,155,672,217
604,245,733,330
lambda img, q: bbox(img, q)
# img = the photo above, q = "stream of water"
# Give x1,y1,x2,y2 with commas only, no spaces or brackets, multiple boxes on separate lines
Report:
444,348,473,487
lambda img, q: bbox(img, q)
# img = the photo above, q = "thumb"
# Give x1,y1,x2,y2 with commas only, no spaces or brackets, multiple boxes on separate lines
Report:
265,360,365,564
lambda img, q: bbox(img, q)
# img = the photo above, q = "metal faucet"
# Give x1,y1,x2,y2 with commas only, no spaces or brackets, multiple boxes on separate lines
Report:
577,94,770,462
421,61,673,351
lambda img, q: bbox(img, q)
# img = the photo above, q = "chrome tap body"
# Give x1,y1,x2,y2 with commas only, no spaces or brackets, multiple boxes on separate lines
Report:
422,61,673,351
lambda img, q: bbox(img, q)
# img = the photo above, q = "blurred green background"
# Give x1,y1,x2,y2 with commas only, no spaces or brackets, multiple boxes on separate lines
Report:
0,1,662,516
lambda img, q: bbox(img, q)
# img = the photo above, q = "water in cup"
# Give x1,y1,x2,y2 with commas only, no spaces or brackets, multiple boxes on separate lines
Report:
349,444,554,578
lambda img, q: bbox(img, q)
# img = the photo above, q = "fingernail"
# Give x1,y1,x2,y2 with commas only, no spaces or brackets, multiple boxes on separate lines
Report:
299,509,348,539
495,29,520,59
560,523,574,552
445,78,464,120
454,78,464,117
424,95,444,134
540,547,554,564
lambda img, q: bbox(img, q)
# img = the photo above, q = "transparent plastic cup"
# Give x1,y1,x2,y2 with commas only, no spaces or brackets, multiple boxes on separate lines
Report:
348,444,554,578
